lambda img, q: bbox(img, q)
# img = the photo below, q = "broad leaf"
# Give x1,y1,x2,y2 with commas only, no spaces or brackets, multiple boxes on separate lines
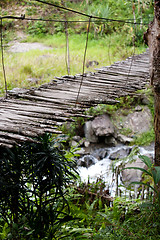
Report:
151,166,160,184
139,155,153,169
122,167,152,177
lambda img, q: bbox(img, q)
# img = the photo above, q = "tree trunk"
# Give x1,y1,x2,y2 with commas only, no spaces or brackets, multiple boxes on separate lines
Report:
144,0,160,166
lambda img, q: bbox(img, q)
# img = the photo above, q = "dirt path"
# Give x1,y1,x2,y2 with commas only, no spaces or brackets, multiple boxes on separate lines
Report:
8,41,52,53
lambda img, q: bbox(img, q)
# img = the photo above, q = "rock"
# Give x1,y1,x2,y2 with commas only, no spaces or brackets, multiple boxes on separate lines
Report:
74,148,86,156
72,136,82,142
84,141,90,148
27,78,39,84
135,105,142,111
70,140,78,147
109,147,132,160
84,121,98,143
117,134,133,144
71,136,84,147
91,114,115,137
78,155,96,168
140,94,150,105
105,136,117,146
86,60,99,68
121,158,147,186
123,106,152,134
91,148,109,160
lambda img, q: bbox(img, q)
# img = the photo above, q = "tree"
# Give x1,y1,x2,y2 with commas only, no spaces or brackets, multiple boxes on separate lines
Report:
144,0,160,168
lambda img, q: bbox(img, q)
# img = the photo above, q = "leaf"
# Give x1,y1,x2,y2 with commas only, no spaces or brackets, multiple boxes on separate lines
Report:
139,155,153,169
26,230,35,236
69,228,93,233
151,166,160,184
122,167,152,177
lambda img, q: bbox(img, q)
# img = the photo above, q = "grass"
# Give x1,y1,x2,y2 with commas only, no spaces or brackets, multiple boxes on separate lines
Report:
0,31,147,95
131,128,155,146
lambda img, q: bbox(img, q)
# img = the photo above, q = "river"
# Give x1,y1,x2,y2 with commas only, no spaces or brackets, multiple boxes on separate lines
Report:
78,144,154,197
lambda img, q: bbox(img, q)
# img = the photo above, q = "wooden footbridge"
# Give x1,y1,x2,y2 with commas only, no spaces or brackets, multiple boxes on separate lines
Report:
0,50,150,147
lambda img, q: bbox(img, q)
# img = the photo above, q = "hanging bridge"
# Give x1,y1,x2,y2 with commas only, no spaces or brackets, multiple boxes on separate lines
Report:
0,50,150,148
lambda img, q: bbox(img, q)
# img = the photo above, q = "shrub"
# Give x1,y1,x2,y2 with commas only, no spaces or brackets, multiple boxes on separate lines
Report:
0,134,77,239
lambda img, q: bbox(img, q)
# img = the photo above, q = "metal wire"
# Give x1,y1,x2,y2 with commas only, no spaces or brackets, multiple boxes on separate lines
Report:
125,23,136,87
75,16,91,106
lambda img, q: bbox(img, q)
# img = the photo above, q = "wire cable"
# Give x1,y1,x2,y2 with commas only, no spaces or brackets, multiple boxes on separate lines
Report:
75,16,91,106
0,15,150,25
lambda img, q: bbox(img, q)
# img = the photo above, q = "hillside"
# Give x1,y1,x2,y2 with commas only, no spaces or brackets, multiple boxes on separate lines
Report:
1,0,154,39
0,0,154,92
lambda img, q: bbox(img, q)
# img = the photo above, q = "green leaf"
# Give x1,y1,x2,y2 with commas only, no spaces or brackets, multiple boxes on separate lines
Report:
151,166,160,184
69,228,93,233
123,167,152,177
26,230,35,236
139,155,153,169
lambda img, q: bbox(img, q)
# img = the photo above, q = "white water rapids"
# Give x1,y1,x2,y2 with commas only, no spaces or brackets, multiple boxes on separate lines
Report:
78,145,154,197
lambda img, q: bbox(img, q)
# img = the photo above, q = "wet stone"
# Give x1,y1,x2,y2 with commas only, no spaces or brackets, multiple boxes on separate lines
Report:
78,155,96,168
109,147,132,160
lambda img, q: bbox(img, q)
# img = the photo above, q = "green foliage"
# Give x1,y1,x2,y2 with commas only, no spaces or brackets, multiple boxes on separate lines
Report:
131,128,155,146
87,104,118,117
120,127,132,136
57,193,160,239
60,117,85,138
124,155,160,203
0,134,77,239
20,65,33,75
27,21,48,35
117,96,138,109
137,87,154,117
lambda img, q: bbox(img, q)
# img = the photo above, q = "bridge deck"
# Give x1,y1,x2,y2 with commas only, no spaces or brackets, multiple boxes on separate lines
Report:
0,50,150,147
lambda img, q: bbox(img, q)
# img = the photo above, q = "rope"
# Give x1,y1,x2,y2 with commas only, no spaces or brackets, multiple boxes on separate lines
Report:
0,18,7,99
0,15,150,26
125,23,136,87
75,16,91,106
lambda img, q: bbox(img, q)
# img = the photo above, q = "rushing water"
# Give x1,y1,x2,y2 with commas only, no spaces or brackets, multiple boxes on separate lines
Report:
78,144,154,197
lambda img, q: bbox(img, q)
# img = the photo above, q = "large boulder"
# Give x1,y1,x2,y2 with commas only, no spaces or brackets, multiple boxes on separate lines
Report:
121,158,146,186
91,114,115,137
123,106,152,134
84,121,98,143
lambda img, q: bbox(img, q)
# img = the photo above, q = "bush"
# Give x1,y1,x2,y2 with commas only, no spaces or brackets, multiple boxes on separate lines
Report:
0,134,77,239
